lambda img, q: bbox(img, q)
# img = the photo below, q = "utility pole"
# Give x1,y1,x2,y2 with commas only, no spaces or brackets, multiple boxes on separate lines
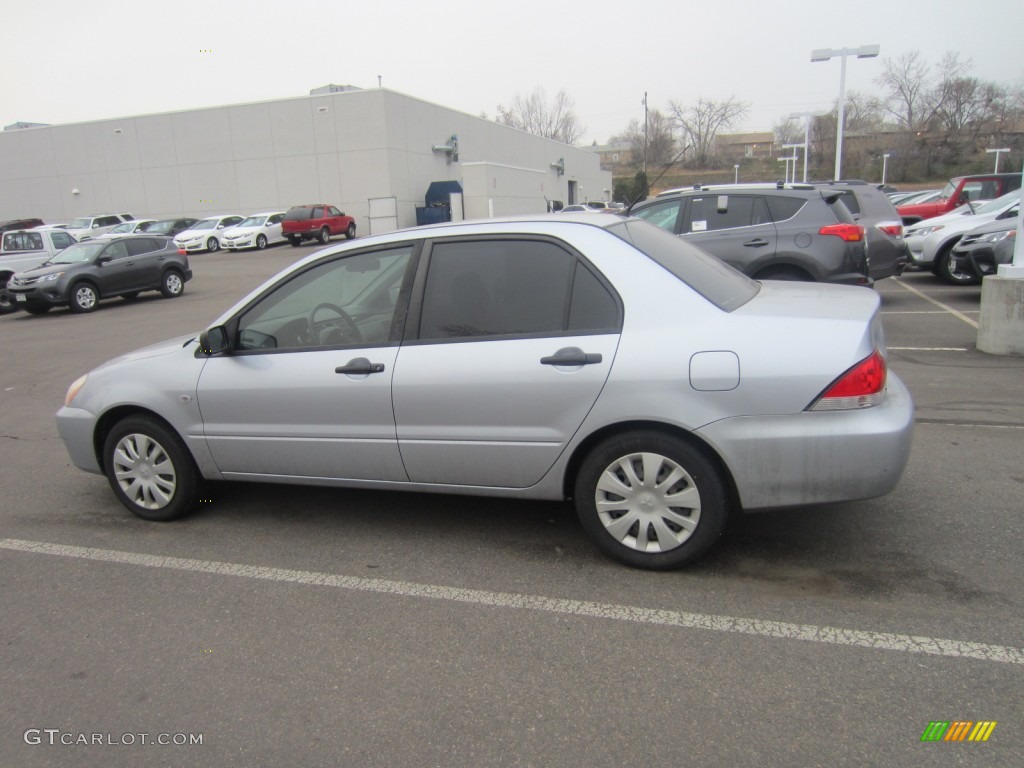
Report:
643,92,648,175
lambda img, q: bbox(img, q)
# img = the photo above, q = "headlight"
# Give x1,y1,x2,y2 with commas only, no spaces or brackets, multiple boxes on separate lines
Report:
910,225,942,237
980,231,1012,243
40,272,64,282
65,374,88,406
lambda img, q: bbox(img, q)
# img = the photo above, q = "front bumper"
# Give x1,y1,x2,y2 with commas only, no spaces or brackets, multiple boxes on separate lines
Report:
952,244,997,279
7,281,68,307
56,405,103,474
175,240,213,252
696,372,914,511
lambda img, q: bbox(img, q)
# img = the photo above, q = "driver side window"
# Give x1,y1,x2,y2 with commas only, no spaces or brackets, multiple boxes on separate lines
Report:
235,246,414,352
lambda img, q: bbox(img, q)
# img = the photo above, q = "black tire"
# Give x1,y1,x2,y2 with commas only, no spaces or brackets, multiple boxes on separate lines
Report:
255,234,267,250
102,416,201,521
24,302,51,315
318,227,331,244
160,269,185,298
288,236,301,247
69,282,100,313
206,237,220,252
574,431,729,569
345,223,356,240
0,276,16,314
935,241,980,285
122,292,140,301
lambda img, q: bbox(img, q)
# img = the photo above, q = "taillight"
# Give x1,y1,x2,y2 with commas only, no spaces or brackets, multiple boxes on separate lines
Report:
876,221,903,238
809,350,887,411
818,223,864,242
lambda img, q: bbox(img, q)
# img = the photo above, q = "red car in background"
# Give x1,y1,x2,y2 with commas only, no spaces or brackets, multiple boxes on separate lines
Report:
281,204,356,246
897,173,1022,226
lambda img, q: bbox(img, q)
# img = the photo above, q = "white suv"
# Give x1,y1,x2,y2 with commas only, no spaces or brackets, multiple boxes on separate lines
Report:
66,213,135,241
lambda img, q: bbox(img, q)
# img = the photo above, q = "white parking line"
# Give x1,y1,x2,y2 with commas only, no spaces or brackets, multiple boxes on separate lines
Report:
889,346,968,352
881,310,980,315
2,538,1021,665
893,280,979,328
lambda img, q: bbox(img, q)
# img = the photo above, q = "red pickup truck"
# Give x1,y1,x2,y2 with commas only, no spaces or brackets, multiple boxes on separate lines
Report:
281,204,356,246
897,172,1022,225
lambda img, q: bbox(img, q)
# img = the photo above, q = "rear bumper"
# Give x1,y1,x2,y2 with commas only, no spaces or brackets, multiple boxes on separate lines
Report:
696,372,914,510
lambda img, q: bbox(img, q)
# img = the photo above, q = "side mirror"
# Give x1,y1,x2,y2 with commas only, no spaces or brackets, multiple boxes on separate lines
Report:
198,326,231,356
96,256,111,266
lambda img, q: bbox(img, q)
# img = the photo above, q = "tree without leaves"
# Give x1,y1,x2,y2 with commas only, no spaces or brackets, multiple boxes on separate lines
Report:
876,50,931,131
496,87,585,145
667,97,748,168
612,108,676,168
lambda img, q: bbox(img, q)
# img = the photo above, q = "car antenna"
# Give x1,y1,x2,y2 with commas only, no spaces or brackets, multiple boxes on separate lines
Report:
625,144,692,210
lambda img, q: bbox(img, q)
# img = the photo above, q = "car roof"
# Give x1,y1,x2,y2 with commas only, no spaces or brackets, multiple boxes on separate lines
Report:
655,182,821,198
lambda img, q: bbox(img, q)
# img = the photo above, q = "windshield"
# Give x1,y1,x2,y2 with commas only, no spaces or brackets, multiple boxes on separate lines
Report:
109,223,135,234
239,216,267,227
68,218,93,229
190,219,218,230
974,189,1021,215
49,242,107,264
938,180,958,201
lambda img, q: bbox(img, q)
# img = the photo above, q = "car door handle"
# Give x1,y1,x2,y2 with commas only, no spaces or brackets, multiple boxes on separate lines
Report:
743,239,770,247
335,357,385,375
540,347,603,366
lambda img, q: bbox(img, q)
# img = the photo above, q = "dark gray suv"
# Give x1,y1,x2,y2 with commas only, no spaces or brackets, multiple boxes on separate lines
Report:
629,183,871,285
8,236,192,314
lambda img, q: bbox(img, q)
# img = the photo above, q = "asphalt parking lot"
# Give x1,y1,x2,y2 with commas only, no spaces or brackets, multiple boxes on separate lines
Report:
2,242,1022,767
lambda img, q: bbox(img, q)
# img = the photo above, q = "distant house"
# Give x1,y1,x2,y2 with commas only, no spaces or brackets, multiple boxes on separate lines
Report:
715,132,775,161
586,140,635,170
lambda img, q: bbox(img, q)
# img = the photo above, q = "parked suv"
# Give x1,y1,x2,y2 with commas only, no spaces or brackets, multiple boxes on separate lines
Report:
65,213,135,241
629,183,870,285
897,173,1022,226
808,181,908,281
282,204,356,246
7,236,191,314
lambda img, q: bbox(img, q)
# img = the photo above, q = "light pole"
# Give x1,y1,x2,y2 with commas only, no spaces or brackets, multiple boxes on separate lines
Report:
734,164,739,184
782,144,802,183
985,148,1011,173
789,111,826,181
811,44,880,180
642,92,648,175
881,152,891,185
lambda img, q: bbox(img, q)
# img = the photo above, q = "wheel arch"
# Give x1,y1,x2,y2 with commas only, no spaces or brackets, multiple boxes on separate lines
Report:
561,420,741,509
92,406,189,474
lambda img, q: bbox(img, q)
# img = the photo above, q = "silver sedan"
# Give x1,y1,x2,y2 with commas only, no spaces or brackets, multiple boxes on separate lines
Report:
56,215,913,569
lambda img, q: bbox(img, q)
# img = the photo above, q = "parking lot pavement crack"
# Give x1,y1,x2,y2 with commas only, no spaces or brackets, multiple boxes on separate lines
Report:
2,538,1023,666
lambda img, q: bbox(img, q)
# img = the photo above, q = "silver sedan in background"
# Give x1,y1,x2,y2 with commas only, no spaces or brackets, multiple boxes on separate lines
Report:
56,215,913,569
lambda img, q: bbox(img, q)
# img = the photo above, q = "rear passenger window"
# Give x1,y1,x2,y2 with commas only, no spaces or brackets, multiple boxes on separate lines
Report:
765,196,806,222
125,238,159,256
632,200,682,232
687,195,760,232
568,265,619,332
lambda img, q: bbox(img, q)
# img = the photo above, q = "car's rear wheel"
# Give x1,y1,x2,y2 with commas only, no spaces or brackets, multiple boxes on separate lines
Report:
206,237,220,252
161,270,185,298
255,234,267,250
103,416,200,521
318,227,331,244
288,236,301,247
574,432,728,569
69,282,99,313
935,241,980,285
345,223,356,239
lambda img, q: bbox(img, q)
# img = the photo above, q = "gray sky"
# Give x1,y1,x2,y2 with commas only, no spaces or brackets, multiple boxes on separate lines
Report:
3,0,1022,145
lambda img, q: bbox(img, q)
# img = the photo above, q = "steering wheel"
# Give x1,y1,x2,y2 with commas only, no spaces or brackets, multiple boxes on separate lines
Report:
307,302,363,346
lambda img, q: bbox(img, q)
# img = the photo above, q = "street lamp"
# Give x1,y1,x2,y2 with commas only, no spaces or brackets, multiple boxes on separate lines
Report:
881,152,891,185
811,44,880,180
782,144,802,183
734,164,739,184
985,148,1011,173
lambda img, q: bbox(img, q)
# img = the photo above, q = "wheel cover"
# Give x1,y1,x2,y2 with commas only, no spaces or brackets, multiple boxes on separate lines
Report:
165,274,183,294
207,238,219,251
75,286,97,309
112,433,177,510
595,452,701,553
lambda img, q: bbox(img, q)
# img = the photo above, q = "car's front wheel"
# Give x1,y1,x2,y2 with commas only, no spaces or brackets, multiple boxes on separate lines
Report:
103,416,200,521
0,276,16,314
935,242,980,286
24,302,51,315
161,270,185,298
574,432,728,569
255,234,267,250
206,237,220,252
69,282,100,313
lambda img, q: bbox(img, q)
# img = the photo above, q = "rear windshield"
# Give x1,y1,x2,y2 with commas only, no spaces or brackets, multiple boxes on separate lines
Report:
284,208,314,221
608,219,759,312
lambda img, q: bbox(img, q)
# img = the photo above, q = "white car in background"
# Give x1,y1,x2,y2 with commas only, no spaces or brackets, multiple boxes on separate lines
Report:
95,219,157,238
65,213,135,241
221,212,286,251
904,190,1021,284
173,215,245,253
